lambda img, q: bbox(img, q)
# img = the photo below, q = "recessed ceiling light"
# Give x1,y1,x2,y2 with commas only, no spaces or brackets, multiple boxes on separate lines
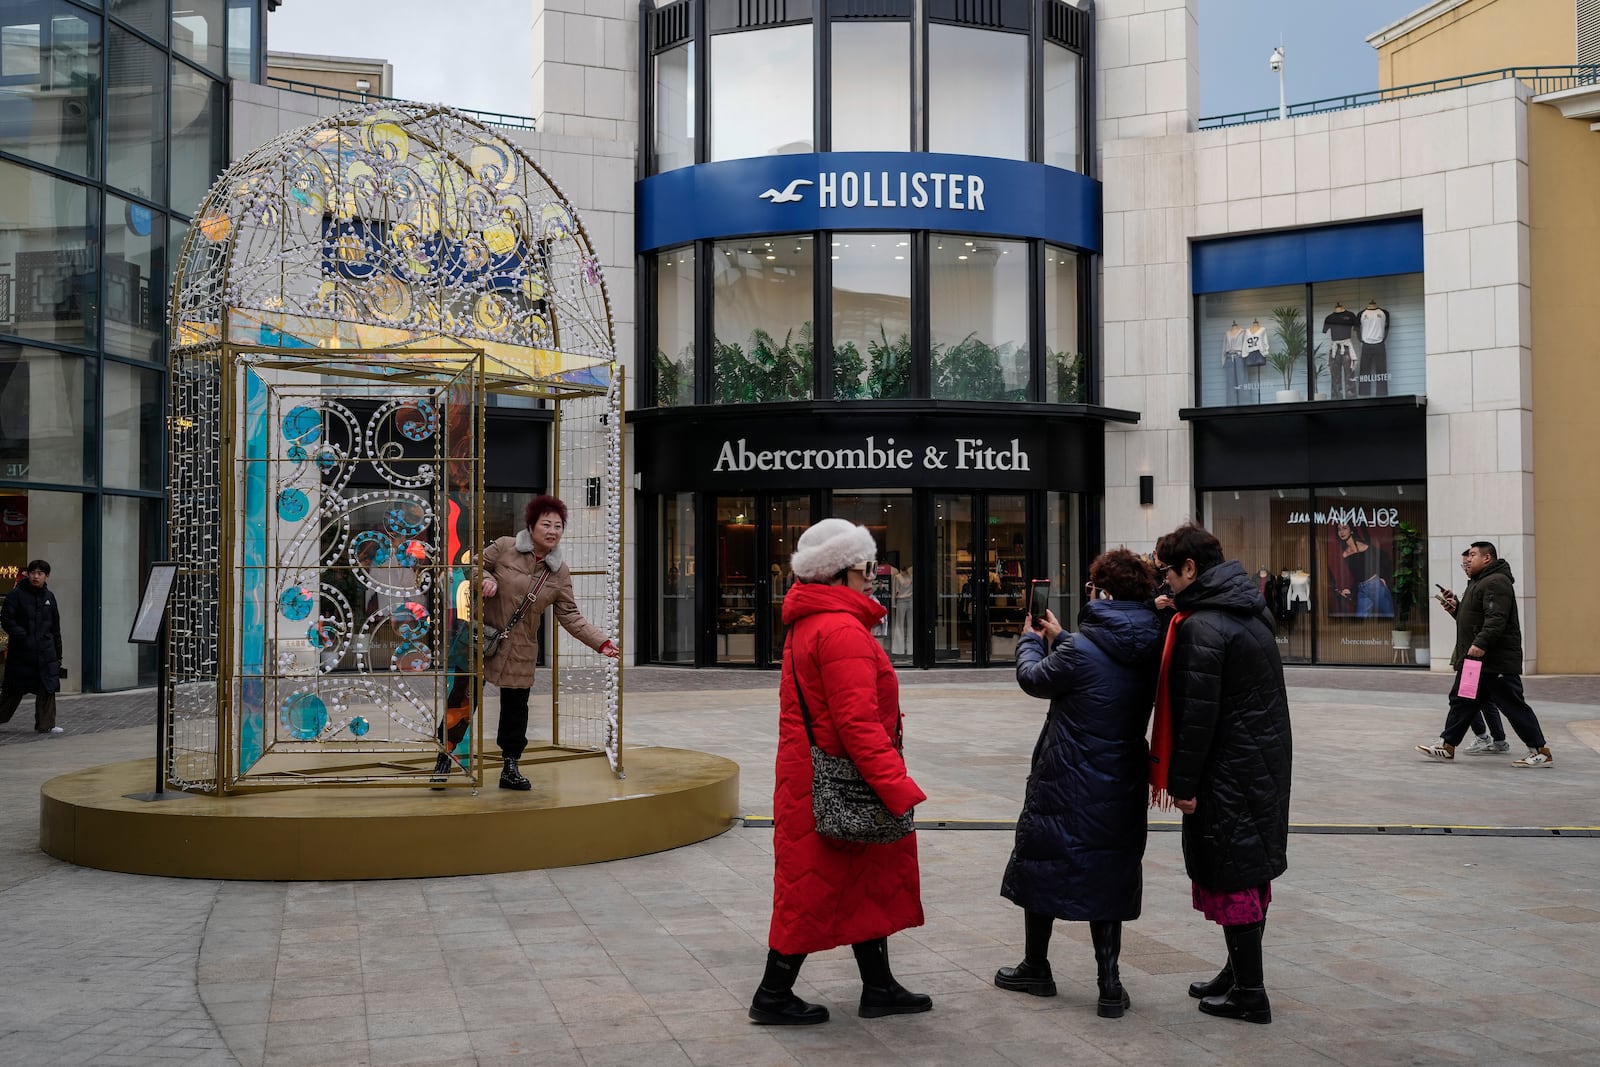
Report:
958,255,968,260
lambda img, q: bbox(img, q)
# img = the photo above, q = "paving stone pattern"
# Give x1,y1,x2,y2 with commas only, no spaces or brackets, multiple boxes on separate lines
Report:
1,673,1598,1066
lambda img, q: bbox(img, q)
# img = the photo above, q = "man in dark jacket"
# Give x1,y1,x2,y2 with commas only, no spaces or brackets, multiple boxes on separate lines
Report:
1,560,65,735
1155,524,1291,1026
1416,542,1551,767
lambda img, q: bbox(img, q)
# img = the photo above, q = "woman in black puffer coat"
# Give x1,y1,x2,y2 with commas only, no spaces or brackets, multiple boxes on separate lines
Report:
1154,523,1291,1026
995,549,1162,1019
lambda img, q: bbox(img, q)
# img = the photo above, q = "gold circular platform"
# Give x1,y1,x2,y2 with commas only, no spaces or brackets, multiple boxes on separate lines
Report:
39,748,739,880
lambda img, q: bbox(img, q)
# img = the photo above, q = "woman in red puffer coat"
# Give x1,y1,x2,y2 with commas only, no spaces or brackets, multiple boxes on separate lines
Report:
749,518,930,1027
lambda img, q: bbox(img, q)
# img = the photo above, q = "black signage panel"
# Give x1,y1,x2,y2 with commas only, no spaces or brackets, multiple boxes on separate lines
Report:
633,407,1105,492
1186,397,1426,491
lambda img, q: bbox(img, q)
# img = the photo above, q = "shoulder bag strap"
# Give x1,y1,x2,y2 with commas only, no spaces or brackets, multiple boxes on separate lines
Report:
502,566,551,633
783,631,821,750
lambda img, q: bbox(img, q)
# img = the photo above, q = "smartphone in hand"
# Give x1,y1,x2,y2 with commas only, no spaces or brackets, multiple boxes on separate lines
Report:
1028,579,1051,629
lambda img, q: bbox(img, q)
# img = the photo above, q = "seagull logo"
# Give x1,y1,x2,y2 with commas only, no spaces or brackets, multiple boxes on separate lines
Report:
759,178,813,204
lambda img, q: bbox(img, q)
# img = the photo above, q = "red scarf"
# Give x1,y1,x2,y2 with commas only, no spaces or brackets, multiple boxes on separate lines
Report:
1149,611,1190,810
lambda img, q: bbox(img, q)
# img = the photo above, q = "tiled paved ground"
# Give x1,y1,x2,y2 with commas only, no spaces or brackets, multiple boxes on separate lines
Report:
1,670,1598,1066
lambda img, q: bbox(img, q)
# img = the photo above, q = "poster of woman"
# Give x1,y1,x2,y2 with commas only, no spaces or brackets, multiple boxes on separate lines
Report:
1326,519,1394,619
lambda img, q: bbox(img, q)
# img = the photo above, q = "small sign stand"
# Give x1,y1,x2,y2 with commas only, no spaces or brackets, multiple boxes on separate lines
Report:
123,562,187,802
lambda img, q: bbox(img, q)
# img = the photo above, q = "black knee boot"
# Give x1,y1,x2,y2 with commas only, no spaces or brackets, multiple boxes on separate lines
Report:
853,937,933,1018
1089,920,1131,1018
1198,921,1271,1024
749,949,828,1025
1189,915,1262,999
995,910,1058,996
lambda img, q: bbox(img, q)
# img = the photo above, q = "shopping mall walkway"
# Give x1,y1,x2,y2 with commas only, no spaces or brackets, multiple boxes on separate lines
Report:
1,667,1597,1066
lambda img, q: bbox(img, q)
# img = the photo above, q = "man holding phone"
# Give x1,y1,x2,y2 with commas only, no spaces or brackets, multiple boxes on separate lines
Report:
1437,552,1508,754
1416,542,1551,767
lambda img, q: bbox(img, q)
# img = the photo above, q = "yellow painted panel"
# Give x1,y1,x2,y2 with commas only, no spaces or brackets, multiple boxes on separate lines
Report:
1375,0,1576,89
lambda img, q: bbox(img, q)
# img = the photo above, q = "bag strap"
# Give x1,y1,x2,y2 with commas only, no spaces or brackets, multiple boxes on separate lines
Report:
501,565,551,633
782,631,822,751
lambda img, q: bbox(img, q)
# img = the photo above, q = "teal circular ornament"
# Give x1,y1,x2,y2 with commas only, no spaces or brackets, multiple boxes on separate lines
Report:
282,405,322,445
283,693,328,740
278,587,314,621
276,487,310,522
349,716,371,737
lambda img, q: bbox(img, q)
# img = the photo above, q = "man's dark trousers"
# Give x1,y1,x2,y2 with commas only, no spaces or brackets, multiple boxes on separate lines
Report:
1440,667,1544,750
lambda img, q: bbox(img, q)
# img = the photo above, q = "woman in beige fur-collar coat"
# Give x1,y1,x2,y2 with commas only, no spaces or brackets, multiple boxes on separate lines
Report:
478,495,618,790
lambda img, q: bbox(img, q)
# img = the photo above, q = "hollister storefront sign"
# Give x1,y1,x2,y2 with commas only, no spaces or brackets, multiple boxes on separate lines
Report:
633,410,1106,493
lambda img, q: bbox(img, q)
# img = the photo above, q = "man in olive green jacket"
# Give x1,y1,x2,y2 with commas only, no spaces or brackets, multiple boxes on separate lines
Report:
1416,542,1552,767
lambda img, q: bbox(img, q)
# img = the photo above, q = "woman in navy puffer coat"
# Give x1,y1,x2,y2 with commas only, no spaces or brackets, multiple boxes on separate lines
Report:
995,549,1162,1019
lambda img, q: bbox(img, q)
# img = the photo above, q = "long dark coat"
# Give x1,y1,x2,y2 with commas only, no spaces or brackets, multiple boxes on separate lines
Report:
2,582,63,694
1166,560,1293,893
1449,558,1523,673
769,581,926,955
1001,600,1162,921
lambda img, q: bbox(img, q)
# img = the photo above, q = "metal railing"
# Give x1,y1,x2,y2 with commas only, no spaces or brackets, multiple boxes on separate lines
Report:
264,76,538,130
1198,65,1600,130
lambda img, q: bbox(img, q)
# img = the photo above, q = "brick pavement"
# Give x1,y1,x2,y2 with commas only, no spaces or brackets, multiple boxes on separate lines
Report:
1,672,1598,1066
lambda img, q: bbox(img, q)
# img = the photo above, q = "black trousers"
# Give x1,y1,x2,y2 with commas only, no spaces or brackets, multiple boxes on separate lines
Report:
0,687,57,731
1441,668,1545,750
495,686,533,760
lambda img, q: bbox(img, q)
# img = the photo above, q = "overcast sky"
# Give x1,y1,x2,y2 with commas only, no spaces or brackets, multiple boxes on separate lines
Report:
267,0,1422,123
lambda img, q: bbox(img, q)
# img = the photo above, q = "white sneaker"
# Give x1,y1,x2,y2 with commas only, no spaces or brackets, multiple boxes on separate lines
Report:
1512,747,1553,768
45,726,64,735
1416,740,1455,762
1461,735,1494,754
1486,739,1511,754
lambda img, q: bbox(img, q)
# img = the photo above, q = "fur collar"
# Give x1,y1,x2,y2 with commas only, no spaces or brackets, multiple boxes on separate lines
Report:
513,528,562,571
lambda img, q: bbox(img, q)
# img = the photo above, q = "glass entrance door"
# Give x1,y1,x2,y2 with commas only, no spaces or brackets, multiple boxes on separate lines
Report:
766,494,810,663
830,491,915,665
933,493,976,663
713,493,811,666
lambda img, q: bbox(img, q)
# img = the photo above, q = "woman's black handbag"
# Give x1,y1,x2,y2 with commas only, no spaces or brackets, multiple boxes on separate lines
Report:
787,639,915,845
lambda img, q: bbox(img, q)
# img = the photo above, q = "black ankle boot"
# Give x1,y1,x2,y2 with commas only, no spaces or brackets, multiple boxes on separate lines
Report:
1188,962,1233,999
1089,920,1130,1018
1198,922,1271,1024
499,757,531,790
860,981,933,1018
430,752,452,790
749,949,828,1026
995,959,1057,997
852,938,932,1018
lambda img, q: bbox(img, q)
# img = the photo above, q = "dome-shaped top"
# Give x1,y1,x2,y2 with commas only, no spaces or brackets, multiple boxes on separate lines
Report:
172,102,613,382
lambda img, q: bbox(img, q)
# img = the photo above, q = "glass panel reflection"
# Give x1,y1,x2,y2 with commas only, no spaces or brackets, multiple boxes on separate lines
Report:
929,234,1028,401
101,494,162,687
766,494,809,663
0,160,99,349
172,0,224,73
832,21,908,152
657,492,695,664
0,4,100,178
107,26,167,203
712,236,813,403
105,195,165,361
831,233,910,400
830,491,914,665
985,494,1028,663
102,360,163,489
716,496,756,664
0,487,84,692
933,493,973,663
0,343,94,484
710,25,812,161
653,247,694,406
929,25,1025,160
653,41,694,172
1042,42,1080,171
1045,247,1083,402
170,61,224,216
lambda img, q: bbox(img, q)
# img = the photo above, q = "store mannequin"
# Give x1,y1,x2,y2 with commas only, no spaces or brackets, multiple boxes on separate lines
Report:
1358,299,1391,397
891,565,914,656
1257,566,1271,597
1223,322,1246,404
1322,302,1359,400
1242,319,1269,403
1288,568,1311,611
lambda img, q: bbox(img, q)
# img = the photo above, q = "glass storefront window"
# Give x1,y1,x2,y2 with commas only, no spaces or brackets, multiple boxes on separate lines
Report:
170,61,225,217
107,26,167,204
710,25,812,161
0,3,100,178
100,494,161,688
1046,491,1085,632
831,233,910,400
765,494,808,663
653,41,694,172
1044,247,1083,403
226,0,254,81
1195,284,1306,406
929,234,1027,401
657,492,695,664
831,491,915,665
715,495,756,664
654,247,693,406
105,195,165,361
0,159,99,350
0,488,83,692
712,235,814,403
929,25,1025,161
172,0,223,74
0,344,93,484
1205,484,1430,666
1041,41,1080,172
103,361,163,490
985,494,1028,663
832,21,908,152
109,0,165,38
1197,275,1425,407
1310,275,1424,400
933,493,973,663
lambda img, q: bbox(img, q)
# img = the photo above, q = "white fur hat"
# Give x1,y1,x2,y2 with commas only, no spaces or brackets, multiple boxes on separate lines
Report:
790,518,877,582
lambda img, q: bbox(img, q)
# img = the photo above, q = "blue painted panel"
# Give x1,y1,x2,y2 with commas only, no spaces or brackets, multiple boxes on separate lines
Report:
1192,217,1424,293
636,152,1102,253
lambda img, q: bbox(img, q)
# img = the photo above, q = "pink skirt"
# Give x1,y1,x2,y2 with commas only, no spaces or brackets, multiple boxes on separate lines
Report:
1191,881,1272,926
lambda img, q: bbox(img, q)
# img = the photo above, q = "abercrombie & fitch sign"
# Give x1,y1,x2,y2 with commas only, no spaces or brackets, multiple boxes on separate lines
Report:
714,435,1030,474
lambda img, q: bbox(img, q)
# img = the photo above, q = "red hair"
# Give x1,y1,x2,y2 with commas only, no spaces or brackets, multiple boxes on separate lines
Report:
525,494,567,528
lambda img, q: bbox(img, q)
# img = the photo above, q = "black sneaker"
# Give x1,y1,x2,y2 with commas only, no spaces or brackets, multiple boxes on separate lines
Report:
429,753,452,790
